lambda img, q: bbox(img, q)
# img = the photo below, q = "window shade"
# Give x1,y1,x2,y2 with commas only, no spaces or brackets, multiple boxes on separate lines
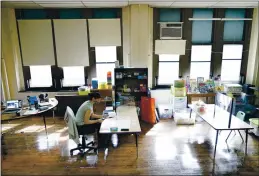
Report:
18,20,55,66
223,9,245,41
53,19,89,67
159,9,181,22
23,9,46,19
192,9,213,43
88,19,121,47
93,8,118,19
59,9,83,19
155,40,186,55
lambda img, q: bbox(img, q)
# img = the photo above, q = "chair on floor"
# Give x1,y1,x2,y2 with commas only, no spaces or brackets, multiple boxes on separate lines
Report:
64,106,97,156
226,111,246,142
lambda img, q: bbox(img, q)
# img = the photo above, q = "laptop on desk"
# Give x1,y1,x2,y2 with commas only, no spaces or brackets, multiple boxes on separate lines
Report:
2,100,22,114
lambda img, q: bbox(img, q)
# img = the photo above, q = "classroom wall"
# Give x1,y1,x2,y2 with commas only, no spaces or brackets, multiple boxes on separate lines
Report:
1,7,258,100
123,5,153,87
1,8,24,100
246,8,258,85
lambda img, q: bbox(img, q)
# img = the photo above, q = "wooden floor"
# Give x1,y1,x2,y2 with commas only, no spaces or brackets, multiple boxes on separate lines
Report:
1,116,259,175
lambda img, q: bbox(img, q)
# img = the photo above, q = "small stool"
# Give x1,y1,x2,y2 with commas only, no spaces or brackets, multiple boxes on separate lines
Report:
249,118,259,136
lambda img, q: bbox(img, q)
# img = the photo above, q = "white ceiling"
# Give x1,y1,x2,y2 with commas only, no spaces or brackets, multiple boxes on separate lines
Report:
1,0,259,8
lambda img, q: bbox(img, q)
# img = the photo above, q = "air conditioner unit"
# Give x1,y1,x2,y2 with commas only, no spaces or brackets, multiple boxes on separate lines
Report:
159,22,183,40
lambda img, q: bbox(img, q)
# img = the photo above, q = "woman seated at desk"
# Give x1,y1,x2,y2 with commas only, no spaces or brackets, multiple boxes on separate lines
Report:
75,92,105,147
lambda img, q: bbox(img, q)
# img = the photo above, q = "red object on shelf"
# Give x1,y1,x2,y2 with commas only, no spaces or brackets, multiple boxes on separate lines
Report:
141,96,156,124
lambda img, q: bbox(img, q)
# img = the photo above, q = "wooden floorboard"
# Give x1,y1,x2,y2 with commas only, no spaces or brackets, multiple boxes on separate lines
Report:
1,116,259,175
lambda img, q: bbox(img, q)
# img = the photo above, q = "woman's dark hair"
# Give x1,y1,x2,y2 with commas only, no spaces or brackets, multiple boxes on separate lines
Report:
88,92,101,100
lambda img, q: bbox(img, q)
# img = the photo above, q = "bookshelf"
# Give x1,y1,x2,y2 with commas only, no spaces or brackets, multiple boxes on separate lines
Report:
114,68,148,108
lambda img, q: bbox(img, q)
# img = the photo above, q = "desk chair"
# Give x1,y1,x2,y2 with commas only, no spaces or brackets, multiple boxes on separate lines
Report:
226,111,245,142
64,106,97,156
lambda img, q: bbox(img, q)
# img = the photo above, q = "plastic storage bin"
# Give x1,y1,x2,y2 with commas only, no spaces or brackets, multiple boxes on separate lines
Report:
173,108,195,125
249,118,259,136
172,96,187,110
92,78,98,89
78,86,90,95
172,87,186,97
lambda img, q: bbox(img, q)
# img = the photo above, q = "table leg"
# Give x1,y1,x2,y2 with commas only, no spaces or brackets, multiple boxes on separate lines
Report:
238,130,244,143
213,130,219,160
245,129,248,155
52,109,55,124
206,97,209,104
189,109,193,119
43,114,48,136
135,133,138,158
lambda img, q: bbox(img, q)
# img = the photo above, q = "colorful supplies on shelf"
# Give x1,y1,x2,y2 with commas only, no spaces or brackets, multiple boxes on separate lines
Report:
224,84,242,94
189,79,198,93
198,82,208,93
206,79,215,92
92,78,98,89
107,71,112,89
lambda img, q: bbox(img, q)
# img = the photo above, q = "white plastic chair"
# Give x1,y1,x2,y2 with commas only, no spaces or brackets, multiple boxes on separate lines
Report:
226,111,245,142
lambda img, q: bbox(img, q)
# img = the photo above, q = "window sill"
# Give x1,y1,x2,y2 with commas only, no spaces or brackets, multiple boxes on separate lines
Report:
18,90,78,93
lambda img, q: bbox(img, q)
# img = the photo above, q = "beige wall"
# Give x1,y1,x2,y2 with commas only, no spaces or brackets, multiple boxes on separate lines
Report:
1,8,24,99
246,8,259,85
123,5,153,87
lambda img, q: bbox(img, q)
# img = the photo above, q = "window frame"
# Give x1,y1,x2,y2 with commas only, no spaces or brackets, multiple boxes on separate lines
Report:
95,46,117,85
190,44,212,79
157,54,180,86
220,44,243,82
22,66,57,92
59,66,87,91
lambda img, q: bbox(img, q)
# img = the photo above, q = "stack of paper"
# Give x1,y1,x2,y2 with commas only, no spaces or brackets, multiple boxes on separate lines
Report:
23,109,39,115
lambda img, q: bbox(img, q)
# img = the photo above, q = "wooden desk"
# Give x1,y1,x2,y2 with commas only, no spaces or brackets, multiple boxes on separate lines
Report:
188,104,253,160
1,98,58,135
100,105,141,158
55,89,112,116
187,93,216,104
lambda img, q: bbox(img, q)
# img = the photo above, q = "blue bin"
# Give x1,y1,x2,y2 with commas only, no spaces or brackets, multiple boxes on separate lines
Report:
92,79,98,89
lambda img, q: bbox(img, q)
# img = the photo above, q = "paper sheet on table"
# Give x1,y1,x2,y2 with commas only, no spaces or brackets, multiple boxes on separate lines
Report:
23,109,39,115
108,112,116,118
105,107,113,111
39,102,51,106
116,120,131,129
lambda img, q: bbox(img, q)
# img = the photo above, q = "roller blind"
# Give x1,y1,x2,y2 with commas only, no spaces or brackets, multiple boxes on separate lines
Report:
88,19,121,47
159,9,181,22
192,9,213,43
53,19,89,66
223,9,245,41
155,40,186,55
18,20,55,66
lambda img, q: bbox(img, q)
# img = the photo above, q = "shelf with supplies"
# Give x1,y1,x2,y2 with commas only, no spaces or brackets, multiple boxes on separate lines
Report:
115,68,148,108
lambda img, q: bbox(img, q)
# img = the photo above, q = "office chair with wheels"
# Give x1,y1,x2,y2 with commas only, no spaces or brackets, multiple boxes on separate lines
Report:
226,111,246,142
64,106,97,156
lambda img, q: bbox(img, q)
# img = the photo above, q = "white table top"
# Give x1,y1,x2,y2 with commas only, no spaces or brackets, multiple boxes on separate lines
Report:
99,105,141,134
20,98,58,116
188,104,253,130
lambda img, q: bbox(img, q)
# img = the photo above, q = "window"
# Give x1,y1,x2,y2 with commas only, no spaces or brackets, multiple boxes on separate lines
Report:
95,46,117,84
158,54,179,85
221,44,243,81
29,66,52,88
62,66,85,87
190,45,212,79
192,9,213,44
159,9,181,22
223,9,245,42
